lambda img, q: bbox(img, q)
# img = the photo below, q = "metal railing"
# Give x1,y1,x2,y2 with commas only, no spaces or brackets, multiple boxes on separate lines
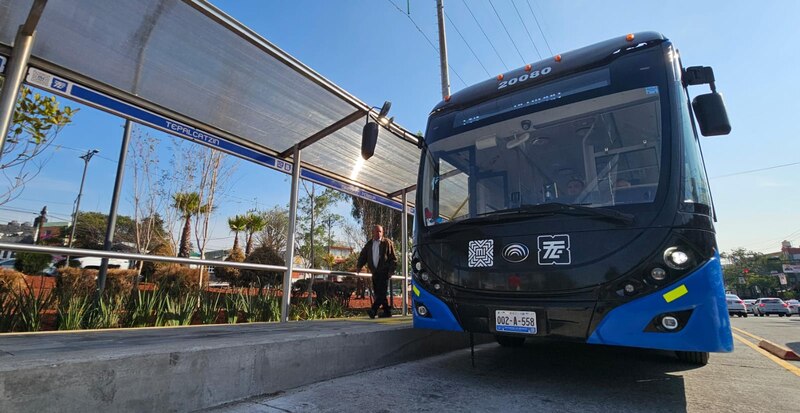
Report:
0,241,410,313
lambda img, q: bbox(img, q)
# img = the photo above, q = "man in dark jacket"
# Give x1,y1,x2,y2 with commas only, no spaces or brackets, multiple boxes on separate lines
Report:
356,225,397,318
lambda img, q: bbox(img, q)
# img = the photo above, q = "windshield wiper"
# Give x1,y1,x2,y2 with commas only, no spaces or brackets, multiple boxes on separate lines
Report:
426,203,633,238
511,202,635,225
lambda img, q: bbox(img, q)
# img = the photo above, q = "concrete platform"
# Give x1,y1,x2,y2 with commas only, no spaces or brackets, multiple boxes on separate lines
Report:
0,317,485,412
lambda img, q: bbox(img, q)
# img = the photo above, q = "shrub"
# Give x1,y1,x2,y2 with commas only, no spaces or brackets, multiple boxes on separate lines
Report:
213,247,244,284
140,243,175,282
55,267,95,299
0,269,26,296
238,245,285,288
13,252,53,275
152,264,208,297
13,279,55,332
292,279,356,306
104,269,137,302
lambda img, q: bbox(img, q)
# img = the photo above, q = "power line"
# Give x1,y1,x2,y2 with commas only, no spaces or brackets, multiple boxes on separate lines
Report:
526,0,553,56
460,0,509,71
488,0,527,65
53,144,117,163
710,161,800,179
511,0,541,60
444,12,491,77
385,0,468,87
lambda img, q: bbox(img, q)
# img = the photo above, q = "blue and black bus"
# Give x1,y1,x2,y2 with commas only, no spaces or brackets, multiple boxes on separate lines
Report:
405,32,732,365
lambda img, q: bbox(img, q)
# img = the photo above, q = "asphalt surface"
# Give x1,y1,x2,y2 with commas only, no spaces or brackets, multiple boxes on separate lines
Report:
204,317,799,413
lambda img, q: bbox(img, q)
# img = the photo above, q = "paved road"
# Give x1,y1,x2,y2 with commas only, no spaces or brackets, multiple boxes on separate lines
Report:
204,317,799,413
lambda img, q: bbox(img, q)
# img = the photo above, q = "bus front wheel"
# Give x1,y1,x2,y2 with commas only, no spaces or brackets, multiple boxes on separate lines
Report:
676,351,709,365
495,335,526,347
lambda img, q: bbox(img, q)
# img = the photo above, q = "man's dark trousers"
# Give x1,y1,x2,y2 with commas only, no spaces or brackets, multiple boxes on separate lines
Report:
371,273,390,314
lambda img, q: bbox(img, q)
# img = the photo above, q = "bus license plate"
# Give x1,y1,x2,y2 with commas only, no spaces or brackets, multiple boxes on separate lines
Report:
495,310,537,334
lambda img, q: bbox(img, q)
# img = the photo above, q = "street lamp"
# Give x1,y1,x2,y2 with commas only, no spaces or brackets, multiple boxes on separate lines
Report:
360,101,392,160
67,149,99,249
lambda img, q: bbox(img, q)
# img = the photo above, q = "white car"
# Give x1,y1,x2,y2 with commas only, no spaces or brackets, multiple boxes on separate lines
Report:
725,294,747,317
786,299,800,315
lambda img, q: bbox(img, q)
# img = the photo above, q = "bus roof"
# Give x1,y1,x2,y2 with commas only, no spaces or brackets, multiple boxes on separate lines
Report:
431,31,667,115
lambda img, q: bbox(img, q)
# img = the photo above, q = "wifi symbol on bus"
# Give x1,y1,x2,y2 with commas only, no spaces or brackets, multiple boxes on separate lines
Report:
502,243,530,263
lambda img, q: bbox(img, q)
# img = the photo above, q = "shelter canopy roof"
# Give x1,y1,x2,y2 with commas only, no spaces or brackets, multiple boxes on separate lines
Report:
0,0,420,204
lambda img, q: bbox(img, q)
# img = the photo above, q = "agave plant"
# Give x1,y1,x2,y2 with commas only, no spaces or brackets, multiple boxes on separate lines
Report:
86,297,125,329
0,293,17,332
57,295,91,330
197,291,222,324
163,292,198,326
13,280,55,332
125,289,164,328
223,292,240,324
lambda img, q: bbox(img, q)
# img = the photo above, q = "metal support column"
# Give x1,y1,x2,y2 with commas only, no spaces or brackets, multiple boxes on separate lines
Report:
97,120,133,297
281,145,301,322
436,0,451,100
401,189,409,316
0,0,47,153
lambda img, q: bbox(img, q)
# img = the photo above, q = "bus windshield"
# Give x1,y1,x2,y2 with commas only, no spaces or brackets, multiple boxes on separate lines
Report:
421,83,665,227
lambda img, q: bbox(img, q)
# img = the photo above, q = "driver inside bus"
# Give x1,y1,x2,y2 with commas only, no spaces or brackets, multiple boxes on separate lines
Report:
563,178,585,202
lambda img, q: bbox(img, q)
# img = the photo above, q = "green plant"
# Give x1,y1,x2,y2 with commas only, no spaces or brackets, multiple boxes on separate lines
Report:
153,264,206,298
13,279,55,332
163,292,197,326
86,297,125,329
0,293,17,332
197,291,222,324
224,292,240,324
125,289,164,327
13,252,52,275
238,245,285,288
57,294,91,330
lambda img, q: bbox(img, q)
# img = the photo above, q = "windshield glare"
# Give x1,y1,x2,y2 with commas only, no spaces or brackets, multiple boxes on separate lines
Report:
422,86,663,226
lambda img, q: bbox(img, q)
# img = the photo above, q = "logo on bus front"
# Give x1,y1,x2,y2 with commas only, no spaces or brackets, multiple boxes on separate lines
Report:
537,235,571,265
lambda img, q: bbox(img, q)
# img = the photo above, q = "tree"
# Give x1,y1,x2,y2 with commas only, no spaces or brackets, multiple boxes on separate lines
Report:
192,147,234,260
129,127,166,271
238,245,286,290
227,214,247,252
66,211,146,250
244,211,267,256
721,248,777,297
297,182,346,304
213,245,244,284
172,192,206,258
1,86,77,205
258,206,289,253
350,195,410,244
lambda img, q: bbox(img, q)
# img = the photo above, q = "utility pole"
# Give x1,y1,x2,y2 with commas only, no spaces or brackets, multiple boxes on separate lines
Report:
67,149,98,249
436,0,451,99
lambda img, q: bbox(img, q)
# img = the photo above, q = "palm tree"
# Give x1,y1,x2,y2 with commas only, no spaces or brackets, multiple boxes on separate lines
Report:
228,214,247,252
244,211,267,256
172,192,204,258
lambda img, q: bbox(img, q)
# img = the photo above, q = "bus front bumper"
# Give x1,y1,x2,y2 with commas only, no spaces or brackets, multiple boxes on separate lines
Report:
411,254,733,353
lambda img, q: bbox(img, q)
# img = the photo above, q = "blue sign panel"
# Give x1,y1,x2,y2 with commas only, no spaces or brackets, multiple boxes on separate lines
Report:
22,66,409,212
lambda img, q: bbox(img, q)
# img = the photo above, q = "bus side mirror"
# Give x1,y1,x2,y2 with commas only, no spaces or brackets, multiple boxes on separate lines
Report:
361,121,379,160
692,92,731,136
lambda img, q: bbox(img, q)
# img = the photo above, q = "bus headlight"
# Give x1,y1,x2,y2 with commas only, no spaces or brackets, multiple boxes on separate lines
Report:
420,272,430,282
664,247,692,270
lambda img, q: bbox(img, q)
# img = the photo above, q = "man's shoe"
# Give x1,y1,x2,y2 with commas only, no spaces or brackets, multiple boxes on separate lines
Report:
378,312,392,318
367,309,377,319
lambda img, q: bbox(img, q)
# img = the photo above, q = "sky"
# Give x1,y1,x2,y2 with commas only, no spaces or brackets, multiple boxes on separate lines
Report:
2,0,799,255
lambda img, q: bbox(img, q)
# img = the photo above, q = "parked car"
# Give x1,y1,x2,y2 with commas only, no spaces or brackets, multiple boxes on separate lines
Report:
786,299,800,315
0,258,57,276
743,299,757,314
752,298,790,317
725,294,747,317
54,256,130,271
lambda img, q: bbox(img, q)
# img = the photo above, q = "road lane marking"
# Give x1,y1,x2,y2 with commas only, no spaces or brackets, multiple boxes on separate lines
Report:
732,333,800,377
731,326,766,342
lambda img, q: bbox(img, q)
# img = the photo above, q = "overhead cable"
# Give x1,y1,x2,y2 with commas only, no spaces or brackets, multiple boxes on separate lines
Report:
460,0,509,71
445,12,491,77
488,0,527,65
386,0,468,87
526,0,553,56
511,0,541,60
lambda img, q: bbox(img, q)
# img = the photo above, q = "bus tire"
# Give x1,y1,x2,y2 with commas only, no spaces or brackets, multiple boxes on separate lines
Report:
676,351,709,365
495,335,525,347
